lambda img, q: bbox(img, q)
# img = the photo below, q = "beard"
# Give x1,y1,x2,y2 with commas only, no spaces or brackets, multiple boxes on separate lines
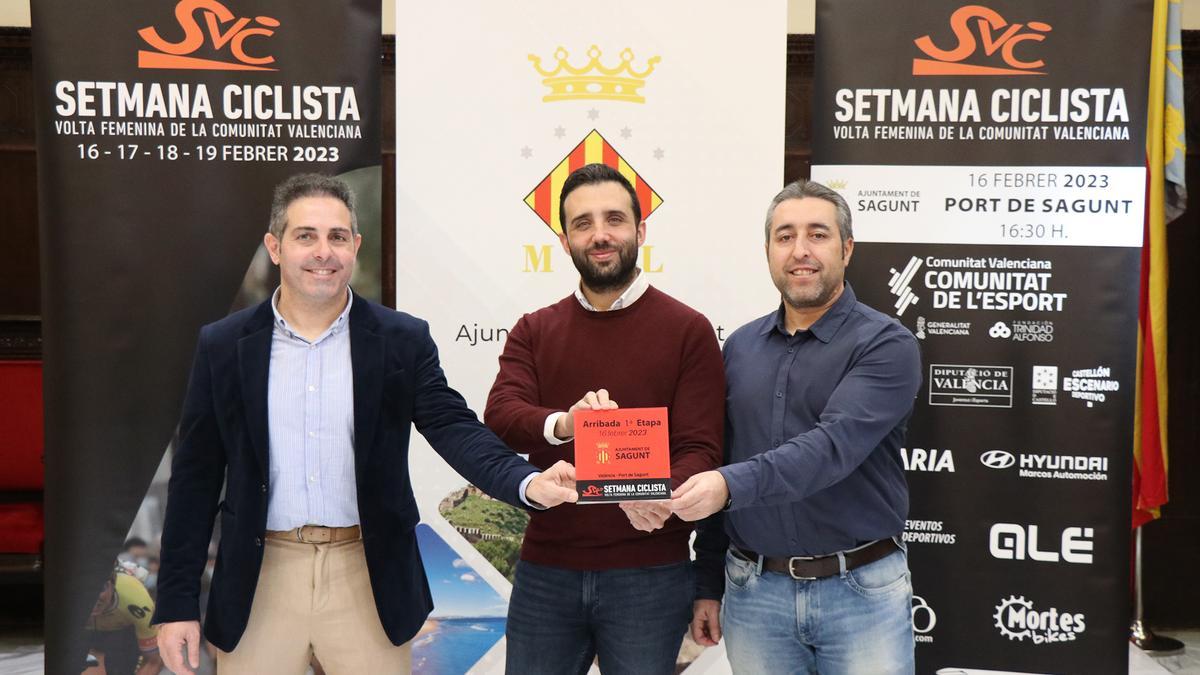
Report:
775,268,840,310
569,238,640,293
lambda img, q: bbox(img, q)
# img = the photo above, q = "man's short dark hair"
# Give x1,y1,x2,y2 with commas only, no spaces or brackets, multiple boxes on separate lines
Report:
764,179,853,250
558,163,642,232
268,173,358,239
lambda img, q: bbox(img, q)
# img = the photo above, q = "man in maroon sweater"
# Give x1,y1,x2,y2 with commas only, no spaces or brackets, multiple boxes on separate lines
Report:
485,163,724,675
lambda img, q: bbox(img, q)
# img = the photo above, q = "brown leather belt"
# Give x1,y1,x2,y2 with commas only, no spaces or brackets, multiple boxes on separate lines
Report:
266,525,361,544
733,538,899,580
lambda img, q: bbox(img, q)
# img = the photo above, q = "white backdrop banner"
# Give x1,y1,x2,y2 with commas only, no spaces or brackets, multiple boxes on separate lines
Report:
396,2,784,672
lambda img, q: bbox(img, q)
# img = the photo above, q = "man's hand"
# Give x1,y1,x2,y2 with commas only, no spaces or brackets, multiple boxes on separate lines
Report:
669,470,729,522
619,500,672,532
156,620,201,674
526,460,579,507
553,389,619,439
691,599,723,646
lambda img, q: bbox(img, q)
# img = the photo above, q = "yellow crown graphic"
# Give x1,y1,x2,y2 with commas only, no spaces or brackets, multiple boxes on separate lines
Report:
529,45,660,103
827,179,848,190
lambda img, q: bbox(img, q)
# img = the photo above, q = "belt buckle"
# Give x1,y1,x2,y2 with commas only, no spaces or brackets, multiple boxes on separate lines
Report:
786,554,818,580
296,525,331,544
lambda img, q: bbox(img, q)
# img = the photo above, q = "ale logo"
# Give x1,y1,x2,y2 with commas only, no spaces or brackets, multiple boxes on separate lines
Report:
138,0,280,71
913,5,1051,76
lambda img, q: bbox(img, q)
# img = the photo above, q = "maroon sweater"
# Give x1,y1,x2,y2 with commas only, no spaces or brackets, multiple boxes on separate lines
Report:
484,286,724,570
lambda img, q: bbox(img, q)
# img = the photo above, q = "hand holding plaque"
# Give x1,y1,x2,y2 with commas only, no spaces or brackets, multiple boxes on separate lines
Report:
574,407,671,503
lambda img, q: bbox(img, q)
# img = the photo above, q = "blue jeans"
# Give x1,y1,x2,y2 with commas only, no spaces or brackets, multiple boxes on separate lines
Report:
505,559,692,675
722,543,915,675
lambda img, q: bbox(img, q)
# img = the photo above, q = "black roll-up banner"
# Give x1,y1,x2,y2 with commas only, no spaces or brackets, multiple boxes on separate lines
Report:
813,1,1150,673
33,1,381,671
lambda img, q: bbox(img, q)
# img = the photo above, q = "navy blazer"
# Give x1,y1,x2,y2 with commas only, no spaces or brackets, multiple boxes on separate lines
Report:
152,294,537,651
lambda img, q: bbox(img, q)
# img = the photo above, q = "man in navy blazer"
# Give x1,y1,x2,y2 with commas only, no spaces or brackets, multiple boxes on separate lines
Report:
152,174,577,674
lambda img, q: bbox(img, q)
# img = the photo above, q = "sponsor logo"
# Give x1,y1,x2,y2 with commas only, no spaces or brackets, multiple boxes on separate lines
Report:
529,45,660,103
1031,365,1058,405
915,316,970,338
912,596,937,642
138,0,279,71
994,595,1086,643
901,447,955,472
989,523,1094,564
580,485,603,497
922,255,1066,313
888,257,923,315
979,450,1109,481
914,6,1052,76
990,320,1055,342
980,450,1015,469
929,365,1013,408
1063,365,1118,408
596,443,611,464
904,520,957,546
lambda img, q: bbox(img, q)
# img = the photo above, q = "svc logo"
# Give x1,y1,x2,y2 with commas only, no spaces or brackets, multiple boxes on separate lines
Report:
138,0,279,71
980,450,1015,469
989,523,1094,564
913,6,1051,76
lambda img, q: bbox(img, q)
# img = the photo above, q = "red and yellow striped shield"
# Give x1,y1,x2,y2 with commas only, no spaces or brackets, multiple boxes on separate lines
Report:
524,130,663,235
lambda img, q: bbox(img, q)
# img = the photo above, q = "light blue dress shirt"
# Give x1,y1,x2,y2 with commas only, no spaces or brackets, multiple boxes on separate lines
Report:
265,288,359,530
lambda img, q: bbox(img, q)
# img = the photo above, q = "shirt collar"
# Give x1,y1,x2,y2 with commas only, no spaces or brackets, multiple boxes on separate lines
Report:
270,286,353,343
765,282,857,342
574,268,649,312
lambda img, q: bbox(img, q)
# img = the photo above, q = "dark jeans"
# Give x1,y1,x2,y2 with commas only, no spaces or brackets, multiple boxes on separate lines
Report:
505,559,692,675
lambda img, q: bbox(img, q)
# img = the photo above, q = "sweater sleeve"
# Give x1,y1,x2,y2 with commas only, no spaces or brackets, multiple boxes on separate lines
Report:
666,314,726,488
484,314,560,461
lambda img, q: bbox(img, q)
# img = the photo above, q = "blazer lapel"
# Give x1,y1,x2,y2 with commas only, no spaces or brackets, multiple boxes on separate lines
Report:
238,301,275,479
349,294,384,468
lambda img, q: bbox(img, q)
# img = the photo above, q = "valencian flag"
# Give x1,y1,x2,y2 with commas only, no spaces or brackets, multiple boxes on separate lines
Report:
525,129,662,235
1135,0,1187,527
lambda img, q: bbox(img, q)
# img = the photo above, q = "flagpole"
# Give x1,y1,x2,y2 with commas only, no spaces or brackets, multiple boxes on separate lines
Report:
1130,525,1184,655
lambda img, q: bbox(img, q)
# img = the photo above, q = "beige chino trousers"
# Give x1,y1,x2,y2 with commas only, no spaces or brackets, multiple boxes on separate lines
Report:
217,537,411,675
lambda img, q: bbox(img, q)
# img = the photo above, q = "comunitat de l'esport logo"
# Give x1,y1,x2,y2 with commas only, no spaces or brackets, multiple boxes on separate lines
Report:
887,255,1067,318
994,596,1086,644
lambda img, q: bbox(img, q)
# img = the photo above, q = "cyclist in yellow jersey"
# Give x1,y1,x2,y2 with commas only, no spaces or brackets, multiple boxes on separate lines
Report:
85,567,163,675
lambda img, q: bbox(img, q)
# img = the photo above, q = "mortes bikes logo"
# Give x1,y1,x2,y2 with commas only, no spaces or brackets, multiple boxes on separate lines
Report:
913,5,1051,76
138,0,280,71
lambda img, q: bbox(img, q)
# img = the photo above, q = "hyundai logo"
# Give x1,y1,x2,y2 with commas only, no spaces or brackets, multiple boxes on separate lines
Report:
980,450,1016,469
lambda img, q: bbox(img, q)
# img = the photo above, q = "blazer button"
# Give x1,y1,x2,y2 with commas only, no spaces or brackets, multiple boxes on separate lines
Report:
261,483,267,493
254,537,263,547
